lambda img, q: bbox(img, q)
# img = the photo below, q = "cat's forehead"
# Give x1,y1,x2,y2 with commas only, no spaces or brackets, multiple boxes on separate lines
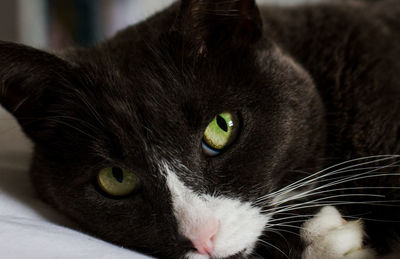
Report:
76,45,260,121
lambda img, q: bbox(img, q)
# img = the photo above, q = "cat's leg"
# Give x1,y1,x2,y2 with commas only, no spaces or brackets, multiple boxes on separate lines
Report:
300,206,376,259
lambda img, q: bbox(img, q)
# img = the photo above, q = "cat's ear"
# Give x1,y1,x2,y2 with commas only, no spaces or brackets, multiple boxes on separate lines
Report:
176,0,262,54
0,41,73,139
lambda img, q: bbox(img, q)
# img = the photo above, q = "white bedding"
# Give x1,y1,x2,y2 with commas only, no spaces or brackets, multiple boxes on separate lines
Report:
0,107,151,259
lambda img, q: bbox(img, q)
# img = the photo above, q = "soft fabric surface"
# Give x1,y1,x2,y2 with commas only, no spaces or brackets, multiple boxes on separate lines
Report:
0,107,151,259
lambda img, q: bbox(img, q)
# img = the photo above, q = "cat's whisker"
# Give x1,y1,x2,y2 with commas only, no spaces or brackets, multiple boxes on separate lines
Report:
278,192,386,210
285,171,400,205
265,227,301,237
265,156,400,207
279,168,397,203
352,217,400,223
256,239,289,259
267,214,315,223
270,214,391,237
268,212,383,225
263,161,397,252
271,180,400,208
263,191,392,214
305,165,400,186
255,155,400,204
266,223,307,231
267,199,400,216
261,229,290,245
265,186,400,219
256,158,400,206
270,219,309,227
285,162,400,195
282,155,399,186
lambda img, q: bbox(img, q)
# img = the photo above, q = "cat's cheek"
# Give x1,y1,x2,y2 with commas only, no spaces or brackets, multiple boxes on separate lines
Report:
162,162,269,258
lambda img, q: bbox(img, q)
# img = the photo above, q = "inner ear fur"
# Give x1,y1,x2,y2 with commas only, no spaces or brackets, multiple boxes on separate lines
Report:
177,0,263,54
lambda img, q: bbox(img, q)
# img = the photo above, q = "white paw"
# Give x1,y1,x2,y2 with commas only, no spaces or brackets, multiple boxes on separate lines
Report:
300,206,376,259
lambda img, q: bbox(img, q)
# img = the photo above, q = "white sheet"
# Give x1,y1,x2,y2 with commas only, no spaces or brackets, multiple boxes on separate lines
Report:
0,106,151,259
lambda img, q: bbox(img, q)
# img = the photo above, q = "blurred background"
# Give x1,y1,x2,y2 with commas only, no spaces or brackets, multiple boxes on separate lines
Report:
0,0,319,50
0,0,176,50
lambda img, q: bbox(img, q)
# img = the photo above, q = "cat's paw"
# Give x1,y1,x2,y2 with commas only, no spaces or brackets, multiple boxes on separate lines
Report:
300,206,376,259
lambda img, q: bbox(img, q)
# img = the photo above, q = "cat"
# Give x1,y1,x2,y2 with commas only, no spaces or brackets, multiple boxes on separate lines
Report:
1,0,400,258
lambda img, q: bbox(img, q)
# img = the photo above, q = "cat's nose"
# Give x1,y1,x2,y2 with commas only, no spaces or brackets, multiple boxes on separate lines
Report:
190,217,220,255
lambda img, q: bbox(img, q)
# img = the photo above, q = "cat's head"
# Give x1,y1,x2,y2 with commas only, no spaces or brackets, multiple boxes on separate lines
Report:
0,0,324,258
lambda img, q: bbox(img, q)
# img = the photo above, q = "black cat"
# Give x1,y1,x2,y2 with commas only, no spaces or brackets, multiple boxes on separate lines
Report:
1,0,399,258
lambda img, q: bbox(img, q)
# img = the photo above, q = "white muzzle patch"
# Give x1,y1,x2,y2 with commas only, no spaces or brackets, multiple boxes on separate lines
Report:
161,162,269,259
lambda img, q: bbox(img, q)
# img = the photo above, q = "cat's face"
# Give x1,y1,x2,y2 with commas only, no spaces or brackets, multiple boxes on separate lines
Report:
0,0,324,258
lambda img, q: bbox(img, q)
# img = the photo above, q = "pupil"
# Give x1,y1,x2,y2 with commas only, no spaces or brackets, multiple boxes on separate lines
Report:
216,115,228,132
112,167,124,183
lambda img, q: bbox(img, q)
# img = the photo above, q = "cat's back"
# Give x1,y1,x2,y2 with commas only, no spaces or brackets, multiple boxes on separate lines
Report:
259,0,400,156
260,0,400,62
258,0,400,101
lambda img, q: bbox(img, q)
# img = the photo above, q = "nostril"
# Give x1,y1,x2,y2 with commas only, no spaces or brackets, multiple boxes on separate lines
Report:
191,218,220,255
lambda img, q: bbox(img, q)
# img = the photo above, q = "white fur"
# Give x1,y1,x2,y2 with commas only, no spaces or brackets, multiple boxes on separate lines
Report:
162,162,269,259
301,206,376,259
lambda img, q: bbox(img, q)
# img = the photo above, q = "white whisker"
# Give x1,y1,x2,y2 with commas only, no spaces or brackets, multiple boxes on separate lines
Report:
267,199,400,215
257,239,289,258
256,155,400,204
266,227,301,237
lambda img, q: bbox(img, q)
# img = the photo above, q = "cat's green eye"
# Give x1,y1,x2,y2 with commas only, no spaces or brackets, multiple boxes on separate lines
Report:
202,112,239,156
97,167,139,197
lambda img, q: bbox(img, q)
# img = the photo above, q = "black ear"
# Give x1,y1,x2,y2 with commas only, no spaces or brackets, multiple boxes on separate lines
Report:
177,0,262,54
0,41,73,140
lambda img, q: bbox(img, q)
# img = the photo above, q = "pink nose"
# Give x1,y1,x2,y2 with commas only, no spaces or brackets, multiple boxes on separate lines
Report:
191,218,220,255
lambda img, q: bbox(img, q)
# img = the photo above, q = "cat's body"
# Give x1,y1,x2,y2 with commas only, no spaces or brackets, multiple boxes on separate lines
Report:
263,2,400,256
1,0,400,258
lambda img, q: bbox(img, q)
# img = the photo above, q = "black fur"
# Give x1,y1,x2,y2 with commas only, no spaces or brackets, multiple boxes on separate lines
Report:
0,0,399,258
